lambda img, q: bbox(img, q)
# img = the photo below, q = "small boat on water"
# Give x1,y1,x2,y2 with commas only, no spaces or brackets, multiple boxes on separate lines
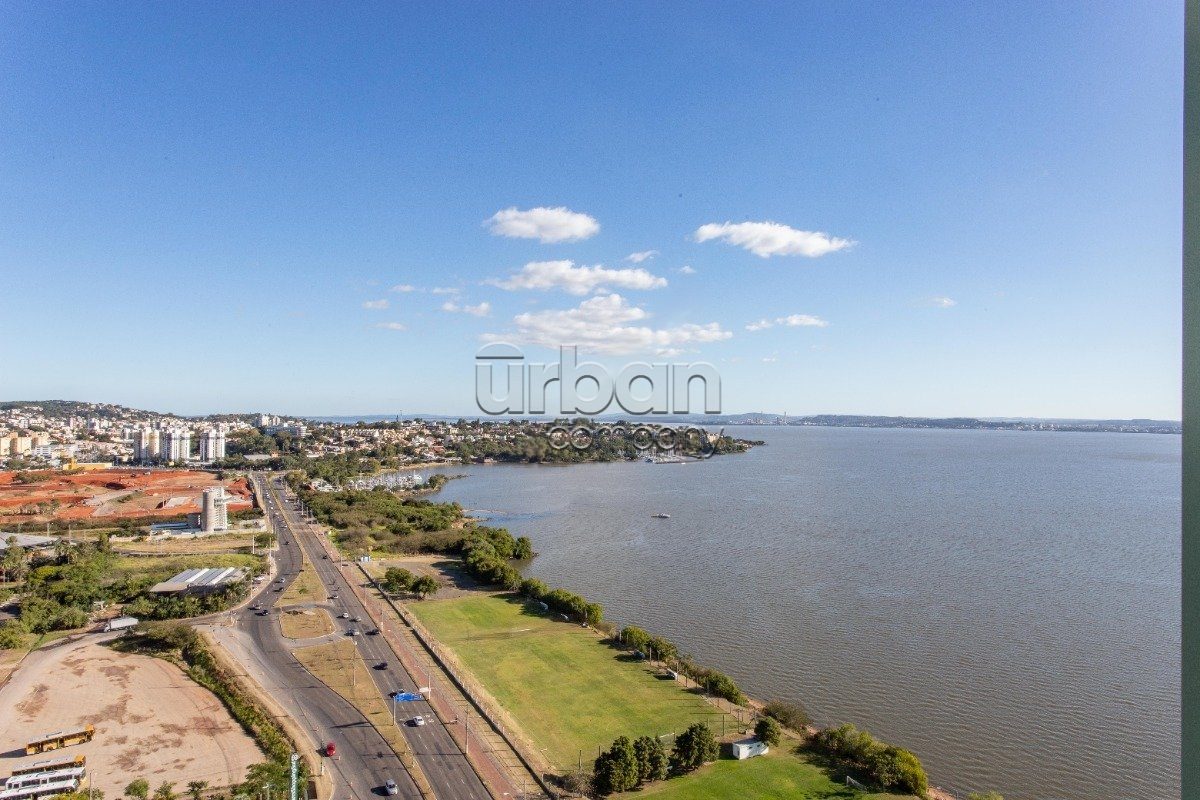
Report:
651,513,670,519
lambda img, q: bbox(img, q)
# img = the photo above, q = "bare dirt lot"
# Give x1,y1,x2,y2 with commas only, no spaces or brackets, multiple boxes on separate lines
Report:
0,636,263,795
0,469,254,522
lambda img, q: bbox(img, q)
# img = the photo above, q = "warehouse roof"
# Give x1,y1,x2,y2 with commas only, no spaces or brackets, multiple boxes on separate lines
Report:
149,566,248,594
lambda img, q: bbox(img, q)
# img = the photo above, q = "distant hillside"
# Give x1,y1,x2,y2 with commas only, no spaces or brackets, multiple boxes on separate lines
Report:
0,400,263,425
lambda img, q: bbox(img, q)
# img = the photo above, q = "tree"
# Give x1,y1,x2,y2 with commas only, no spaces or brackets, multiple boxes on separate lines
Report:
411,575,439,598
125,779,150,800
633,735,668,784
592,736,639,796
755,716,782,747
152,783,177,800
0,620,29,650
186,780,208,800
513,536,534,560
620,626,651,653
1,539,28,583
381,567,414,594
670,723,718,774
763,699,810,732
19,595,64,634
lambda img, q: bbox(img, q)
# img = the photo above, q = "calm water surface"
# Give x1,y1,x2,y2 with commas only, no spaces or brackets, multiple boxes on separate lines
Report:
422,426,1179,800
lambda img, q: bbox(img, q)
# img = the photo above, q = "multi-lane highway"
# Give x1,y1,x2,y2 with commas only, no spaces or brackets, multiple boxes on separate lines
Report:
252,473,492,800
213,476,422,800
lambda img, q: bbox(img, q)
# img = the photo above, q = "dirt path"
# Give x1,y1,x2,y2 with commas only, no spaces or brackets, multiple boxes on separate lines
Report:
0,634,264,796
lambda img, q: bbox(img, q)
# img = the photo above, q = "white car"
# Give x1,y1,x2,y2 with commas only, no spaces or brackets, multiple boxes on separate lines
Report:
409,716,426,727
340,612,350,619
384,780,398,796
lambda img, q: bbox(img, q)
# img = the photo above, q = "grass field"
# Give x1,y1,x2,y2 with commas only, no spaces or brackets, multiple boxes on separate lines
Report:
408,594,737,771
279,607,335,639
279,547,328,606
110,532,261,554
111,552,263,581
619,749,910,800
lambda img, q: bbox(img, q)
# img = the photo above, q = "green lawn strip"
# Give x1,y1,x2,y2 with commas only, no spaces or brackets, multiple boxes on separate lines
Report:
408,593,737,772
619,748,911,800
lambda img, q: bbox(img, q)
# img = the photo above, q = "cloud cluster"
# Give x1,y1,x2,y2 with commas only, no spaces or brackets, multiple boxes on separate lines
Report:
375,322,407,331
490,260,667,295
625,250,658,263
442,300,491,317
486,206,600,243
695,221,853,258
745,314,829,331
390,284,416,293
486,293,730,356
930,296,957,308
362,299,390,310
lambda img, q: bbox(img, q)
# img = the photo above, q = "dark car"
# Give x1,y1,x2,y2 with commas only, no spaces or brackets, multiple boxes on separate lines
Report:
374,661,388,670
367,629,380,636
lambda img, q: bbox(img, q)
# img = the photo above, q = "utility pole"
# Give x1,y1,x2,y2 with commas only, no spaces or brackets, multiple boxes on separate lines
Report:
289,752,299,800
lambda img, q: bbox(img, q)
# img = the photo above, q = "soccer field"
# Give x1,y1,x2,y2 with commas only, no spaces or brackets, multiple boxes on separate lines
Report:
408,593,737,771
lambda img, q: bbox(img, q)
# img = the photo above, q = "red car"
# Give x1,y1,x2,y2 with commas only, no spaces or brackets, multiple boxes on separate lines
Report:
324,742,336,757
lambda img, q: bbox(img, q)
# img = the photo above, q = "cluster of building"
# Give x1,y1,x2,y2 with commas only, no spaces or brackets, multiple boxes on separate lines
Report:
0,403,260,468
131,425,227,464
0,433,53,459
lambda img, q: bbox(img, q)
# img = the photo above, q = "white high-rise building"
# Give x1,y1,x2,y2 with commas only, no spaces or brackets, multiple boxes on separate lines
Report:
160,428,192,463
199,428,227,462
134,427,161,462
200,486,230,532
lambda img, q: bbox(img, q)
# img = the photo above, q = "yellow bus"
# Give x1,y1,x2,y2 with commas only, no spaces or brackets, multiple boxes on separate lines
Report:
24,725,94,755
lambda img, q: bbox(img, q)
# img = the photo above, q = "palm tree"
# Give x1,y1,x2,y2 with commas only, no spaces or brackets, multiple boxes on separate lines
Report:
186,780,208,800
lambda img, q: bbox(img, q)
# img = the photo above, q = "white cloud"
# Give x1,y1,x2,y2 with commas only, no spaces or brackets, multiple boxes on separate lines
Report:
677,265,696,275
431,286,460,295
390,284,416,293
362,299,389,310
745,314,829,331
930,296,957,308
489,260,667,296
442,300,491,317
375,322,407,331
625,250,659,263
484,293,730,356
486,206,600,243
761,356,779,363
694,221,853,258
778,314,829,327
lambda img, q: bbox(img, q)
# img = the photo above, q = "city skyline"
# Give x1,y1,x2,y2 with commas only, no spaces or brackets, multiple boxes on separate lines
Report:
0,3,1183,418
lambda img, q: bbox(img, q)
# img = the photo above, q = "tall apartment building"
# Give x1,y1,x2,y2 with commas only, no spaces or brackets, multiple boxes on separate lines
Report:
133,427,163,462
199,428,227,462
0,437,9,457
160,428,192,463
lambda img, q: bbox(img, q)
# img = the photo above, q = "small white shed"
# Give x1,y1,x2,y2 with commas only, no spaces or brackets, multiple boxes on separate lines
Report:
729,738,769,760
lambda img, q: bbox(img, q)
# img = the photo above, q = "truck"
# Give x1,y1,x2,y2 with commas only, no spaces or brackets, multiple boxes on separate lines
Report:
102,617,138,633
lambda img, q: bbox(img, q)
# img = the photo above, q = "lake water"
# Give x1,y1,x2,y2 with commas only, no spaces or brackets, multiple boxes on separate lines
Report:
420,426,1179,800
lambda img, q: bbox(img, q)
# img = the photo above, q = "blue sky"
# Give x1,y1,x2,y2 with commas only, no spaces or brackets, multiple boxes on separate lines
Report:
0,2,1183,418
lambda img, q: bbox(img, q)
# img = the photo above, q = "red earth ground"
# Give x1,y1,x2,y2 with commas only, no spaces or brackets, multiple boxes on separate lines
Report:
0,469,253,522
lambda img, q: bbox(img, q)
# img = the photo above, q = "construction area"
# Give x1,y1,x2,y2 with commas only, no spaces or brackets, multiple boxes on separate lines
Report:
0,638,263,798
0,470,253,523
